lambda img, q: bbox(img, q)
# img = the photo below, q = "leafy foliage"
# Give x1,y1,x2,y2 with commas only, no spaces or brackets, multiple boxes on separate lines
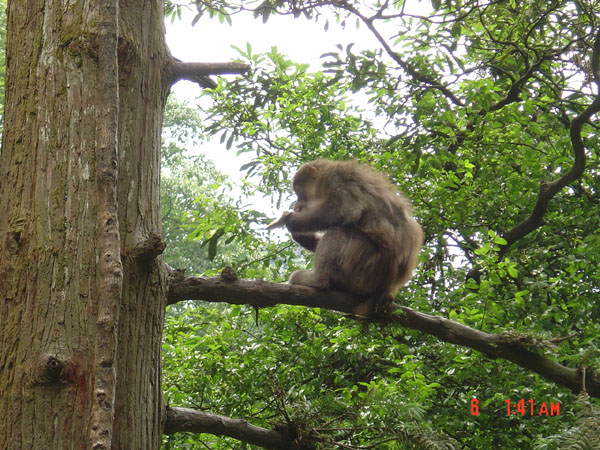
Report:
161,96,293,278
162,1,600,448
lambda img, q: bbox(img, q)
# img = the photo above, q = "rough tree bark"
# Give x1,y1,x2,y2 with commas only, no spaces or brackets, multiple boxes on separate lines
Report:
1,1,173,449
0,0,250,447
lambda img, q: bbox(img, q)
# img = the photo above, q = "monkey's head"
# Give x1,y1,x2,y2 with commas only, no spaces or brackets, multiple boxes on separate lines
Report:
292,162,321,212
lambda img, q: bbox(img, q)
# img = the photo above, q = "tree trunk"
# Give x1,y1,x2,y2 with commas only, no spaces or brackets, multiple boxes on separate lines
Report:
0,1,169,449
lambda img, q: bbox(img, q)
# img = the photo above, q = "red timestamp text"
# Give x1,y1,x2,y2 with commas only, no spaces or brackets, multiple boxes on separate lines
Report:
505,398,560,416
469,398,560,416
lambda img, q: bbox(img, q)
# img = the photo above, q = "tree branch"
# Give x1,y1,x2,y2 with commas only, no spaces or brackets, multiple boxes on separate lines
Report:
167,269,362,314
167,272,600,399
169,58,250,88
164,407,307,450
390,305,598,396
499,29,600,256
337,1,464,107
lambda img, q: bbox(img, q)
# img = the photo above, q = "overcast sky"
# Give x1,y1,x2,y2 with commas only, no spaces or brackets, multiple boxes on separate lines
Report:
164,8,381,180
165,8,378,79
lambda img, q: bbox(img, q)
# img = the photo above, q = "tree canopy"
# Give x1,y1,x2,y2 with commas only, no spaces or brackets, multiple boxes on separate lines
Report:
160,0,600,448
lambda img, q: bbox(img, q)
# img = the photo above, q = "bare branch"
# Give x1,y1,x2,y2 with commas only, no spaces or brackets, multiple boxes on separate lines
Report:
169,58,250,88
167,272,600,399
164,407,307,450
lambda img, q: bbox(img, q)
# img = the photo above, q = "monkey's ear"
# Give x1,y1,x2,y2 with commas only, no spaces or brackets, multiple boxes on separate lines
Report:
294,163,318,184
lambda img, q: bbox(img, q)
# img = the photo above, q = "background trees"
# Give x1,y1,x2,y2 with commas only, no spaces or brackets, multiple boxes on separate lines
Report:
161,0,600,449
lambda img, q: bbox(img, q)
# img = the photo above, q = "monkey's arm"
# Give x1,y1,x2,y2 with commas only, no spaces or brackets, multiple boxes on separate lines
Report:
266,213,320,252
285,196,363,233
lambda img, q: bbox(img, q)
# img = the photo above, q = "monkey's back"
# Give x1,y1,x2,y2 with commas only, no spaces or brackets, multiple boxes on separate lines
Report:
313,159,422,297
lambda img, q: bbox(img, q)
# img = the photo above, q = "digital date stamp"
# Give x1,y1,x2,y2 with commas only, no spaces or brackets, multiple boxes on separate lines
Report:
470,398,560,416
504,398,560,416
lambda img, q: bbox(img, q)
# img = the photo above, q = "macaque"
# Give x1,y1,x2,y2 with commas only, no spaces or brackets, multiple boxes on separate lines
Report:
268,159,422,315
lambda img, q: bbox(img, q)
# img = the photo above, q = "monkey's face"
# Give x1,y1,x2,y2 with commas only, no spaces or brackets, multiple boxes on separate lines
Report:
292,181,318,213
292,168,320,209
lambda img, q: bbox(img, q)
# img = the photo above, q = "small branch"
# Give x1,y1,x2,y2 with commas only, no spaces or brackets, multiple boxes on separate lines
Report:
169,58,250,88
127,232,166,263
337,2,464,106
173,61,251,76
488,54,552,112
164,407,305,450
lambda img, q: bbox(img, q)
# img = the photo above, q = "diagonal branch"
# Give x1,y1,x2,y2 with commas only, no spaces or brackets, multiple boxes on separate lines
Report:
499,29,600,257
167,271,600,399
488,53,554,113
339,2,464,107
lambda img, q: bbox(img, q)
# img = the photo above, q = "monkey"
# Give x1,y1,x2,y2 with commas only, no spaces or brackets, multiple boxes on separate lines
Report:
267,159,422,315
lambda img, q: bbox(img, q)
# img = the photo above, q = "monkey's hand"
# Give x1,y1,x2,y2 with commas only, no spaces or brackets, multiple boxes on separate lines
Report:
266,211,292,230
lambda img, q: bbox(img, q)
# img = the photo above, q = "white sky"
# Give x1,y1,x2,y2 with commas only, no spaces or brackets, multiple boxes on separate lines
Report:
164,1,432,65
165,8,380,81
164,8,381,182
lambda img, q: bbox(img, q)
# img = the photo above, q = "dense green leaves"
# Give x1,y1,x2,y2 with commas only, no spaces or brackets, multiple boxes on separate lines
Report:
162,1,600,448
161,96,293,278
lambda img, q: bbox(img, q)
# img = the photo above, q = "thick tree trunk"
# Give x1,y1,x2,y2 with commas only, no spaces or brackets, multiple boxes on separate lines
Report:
0,1,169,449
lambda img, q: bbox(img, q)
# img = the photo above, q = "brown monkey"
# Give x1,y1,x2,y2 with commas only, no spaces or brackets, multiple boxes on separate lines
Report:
268,159,422,315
